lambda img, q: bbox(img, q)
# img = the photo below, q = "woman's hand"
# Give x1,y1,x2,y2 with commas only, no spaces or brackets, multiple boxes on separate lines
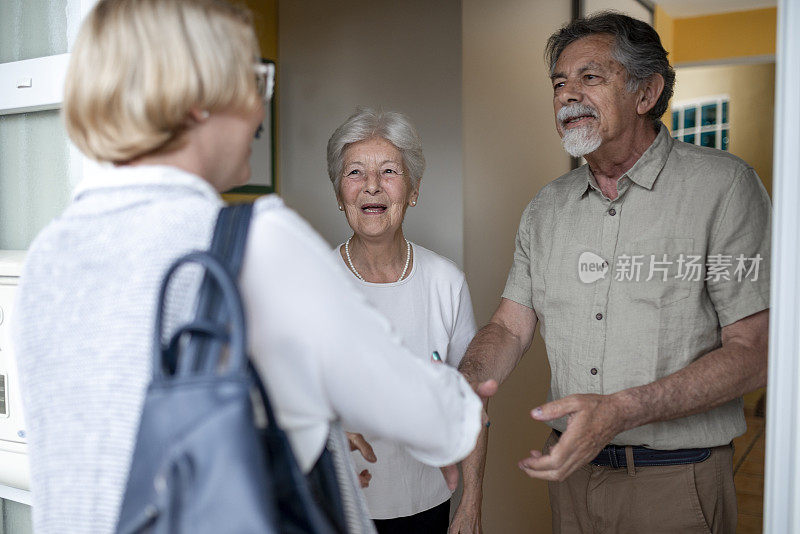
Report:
440,464,459,491
347,432,377,487
357,469,372,488
347,432,377,462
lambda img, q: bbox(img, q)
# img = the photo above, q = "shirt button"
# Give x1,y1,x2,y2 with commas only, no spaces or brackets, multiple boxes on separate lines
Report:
608,208,617,216
596,313,603,320
590,368,598,375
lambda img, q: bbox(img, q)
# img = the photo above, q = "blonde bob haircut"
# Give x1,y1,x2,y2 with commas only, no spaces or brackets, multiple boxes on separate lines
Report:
64,0,261,164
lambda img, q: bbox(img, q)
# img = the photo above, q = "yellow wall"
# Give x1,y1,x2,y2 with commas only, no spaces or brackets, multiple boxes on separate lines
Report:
224,0,278,202
655,6,776,66
673,8,776,65
654,4,674,58
654,4,776,195
672,63,774,195
654,5,675,126
240,0,278,60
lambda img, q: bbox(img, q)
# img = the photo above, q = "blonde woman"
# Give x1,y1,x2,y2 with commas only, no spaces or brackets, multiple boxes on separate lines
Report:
12,3,488,533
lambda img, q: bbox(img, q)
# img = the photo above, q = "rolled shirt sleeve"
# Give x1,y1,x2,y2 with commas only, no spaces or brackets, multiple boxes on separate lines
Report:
502,202,535,309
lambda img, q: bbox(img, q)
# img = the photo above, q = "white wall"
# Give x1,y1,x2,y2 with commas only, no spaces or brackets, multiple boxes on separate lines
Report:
278,0,464,266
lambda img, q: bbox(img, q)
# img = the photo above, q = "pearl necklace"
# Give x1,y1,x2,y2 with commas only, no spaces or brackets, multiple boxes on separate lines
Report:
345,237,411,283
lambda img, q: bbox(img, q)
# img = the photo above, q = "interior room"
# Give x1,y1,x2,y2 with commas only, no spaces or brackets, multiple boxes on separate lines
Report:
0,0,796,532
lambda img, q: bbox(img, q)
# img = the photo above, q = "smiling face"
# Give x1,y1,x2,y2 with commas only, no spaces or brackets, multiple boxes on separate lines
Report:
551,34,642,157
338,137,419,241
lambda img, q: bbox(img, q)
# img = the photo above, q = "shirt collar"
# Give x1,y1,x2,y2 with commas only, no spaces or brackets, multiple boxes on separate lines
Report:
73,164,222,202
624,122,672,190
575,166,595,198
574,122,673,198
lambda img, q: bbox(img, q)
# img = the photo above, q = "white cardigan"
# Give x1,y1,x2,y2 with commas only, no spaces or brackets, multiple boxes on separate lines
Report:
12,165,482,534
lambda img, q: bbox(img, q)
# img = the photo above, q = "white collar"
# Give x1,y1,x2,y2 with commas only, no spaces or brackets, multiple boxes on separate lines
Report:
72,164,221,202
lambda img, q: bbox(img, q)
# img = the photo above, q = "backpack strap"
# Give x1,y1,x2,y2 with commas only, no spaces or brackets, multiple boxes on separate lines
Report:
189,204,254,375
154,204,254,379
152,250,248,380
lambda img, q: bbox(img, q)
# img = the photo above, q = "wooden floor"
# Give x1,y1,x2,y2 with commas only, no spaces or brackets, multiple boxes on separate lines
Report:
732,388,766,533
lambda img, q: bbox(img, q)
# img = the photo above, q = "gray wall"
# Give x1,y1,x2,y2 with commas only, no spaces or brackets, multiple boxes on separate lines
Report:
278,0,464,266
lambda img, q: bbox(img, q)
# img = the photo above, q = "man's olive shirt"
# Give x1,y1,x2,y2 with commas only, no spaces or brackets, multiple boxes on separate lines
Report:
503,124,771,449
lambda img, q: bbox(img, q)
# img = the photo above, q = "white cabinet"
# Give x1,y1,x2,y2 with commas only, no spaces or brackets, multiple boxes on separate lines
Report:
0,251,30,505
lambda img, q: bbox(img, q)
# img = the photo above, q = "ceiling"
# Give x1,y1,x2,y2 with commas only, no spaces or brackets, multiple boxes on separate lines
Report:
655,0,777,18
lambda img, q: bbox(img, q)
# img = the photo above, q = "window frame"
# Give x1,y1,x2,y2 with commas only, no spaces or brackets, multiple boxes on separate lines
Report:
0,0,97,115
670,94,730,151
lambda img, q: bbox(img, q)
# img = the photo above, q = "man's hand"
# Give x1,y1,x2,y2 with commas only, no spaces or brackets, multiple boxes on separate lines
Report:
517,310,769,482
517,393,624,481
449,499,482,534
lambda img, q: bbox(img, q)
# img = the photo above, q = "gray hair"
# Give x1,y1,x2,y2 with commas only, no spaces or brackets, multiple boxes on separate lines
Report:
326,107,425,195
544,11,675,125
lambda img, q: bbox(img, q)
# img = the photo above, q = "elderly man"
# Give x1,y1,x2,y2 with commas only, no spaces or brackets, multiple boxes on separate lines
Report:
454,12,770,534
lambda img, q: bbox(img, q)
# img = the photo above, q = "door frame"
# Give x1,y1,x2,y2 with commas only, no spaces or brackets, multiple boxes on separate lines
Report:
764,0,800,531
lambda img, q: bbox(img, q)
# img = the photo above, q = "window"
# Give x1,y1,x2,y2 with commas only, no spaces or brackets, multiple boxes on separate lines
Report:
0,0,96,251
671,95,730,151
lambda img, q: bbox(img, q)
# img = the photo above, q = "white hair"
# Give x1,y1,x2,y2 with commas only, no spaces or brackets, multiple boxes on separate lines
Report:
326,107,425,194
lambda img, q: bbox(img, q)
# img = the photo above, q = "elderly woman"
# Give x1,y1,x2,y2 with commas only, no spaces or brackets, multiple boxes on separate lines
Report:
327,108,479,534
11,3,486,533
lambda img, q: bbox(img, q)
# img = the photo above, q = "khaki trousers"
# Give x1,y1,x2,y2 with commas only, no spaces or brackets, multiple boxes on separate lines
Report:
545,432,738,534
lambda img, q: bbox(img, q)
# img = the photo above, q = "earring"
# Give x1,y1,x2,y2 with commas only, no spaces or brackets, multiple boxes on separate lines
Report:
410,201,416,206
338,205,344,211
199,110,210,120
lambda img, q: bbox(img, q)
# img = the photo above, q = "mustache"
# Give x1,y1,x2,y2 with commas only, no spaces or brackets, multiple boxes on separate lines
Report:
557,104,598,124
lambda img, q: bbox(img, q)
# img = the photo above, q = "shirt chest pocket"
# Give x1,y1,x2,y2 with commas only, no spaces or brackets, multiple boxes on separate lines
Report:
615,237,695,308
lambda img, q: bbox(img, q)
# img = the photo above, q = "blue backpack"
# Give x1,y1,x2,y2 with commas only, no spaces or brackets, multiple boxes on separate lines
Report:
116,204,342,534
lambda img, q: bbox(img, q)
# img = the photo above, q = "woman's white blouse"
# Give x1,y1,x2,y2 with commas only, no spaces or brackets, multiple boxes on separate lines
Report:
332,243,478,519
12,165,482,534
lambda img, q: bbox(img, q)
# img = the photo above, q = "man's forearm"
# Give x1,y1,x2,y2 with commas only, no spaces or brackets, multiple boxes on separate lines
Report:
458,322,527,387
611,337,767,433
522,311,769,482
459,403,489,504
